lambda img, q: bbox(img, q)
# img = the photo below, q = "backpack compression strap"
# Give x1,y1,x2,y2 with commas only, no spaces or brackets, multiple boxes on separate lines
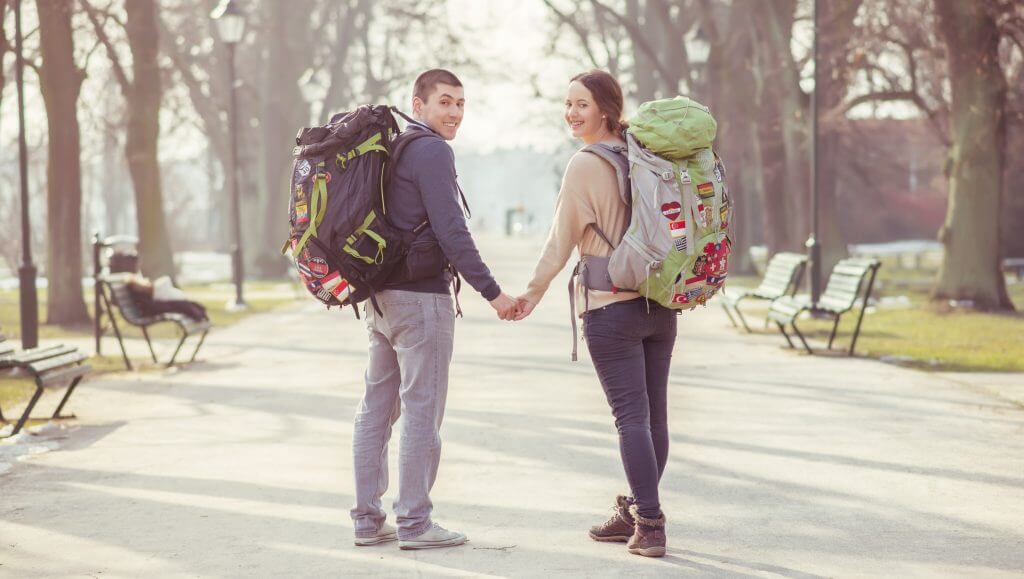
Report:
293,162,330,259
565,224,618,361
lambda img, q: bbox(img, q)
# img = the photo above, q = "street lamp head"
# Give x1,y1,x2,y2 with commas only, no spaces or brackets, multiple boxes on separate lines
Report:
687,25,710,66
211,0,245,44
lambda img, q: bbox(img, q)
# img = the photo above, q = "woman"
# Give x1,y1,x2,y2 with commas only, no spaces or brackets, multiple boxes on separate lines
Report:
515,70,676,558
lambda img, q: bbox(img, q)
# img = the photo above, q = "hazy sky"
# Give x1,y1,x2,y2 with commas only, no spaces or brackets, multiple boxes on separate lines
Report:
446,0,581,154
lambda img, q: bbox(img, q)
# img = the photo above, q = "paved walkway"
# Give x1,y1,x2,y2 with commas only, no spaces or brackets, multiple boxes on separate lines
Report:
2,235,1023,578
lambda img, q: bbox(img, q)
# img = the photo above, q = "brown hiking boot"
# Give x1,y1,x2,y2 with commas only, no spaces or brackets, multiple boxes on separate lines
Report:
588,495,635,542
627,504,666,557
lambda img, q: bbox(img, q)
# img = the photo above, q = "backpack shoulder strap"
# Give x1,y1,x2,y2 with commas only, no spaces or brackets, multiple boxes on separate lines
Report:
580,143,629,249
586,223,616,250
387,121,472,220
581,143,630,207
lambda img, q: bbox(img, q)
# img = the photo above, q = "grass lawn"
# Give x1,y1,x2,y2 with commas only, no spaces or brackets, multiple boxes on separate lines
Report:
728,267,1024,373
1,281,300,420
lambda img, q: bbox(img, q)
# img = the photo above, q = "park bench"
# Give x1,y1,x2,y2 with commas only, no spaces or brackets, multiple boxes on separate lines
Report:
95,276,211,370
92,234,211,371
1002,257,1024,281
767,257,882,356
0,331,91,438
721,252,808,332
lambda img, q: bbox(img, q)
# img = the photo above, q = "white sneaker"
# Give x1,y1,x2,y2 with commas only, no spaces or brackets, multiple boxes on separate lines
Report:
398,523,468,550
354,522,398,546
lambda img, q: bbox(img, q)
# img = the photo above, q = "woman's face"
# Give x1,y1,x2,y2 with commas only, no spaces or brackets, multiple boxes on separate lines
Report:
564,80,606,143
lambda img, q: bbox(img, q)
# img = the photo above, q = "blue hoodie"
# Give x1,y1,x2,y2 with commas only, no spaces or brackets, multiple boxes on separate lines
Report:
383,122,501,301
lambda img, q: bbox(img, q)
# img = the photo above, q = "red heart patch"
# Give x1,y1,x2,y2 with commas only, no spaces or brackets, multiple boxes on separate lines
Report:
661,202,681,220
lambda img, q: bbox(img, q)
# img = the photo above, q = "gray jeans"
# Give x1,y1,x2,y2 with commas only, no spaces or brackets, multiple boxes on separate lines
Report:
350,290,456,540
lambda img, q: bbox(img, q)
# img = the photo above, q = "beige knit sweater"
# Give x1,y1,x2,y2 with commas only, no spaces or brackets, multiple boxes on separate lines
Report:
523,144,640,313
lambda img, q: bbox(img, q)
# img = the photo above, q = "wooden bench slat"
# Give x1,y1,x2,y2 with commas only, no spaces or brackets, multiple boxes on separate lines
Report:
756,278,795,293
835,260,876,274
817,296,856,313
37,363,91,388
769,252,808,264
760,268,798,283
28,351,89,375
824,278,866,295
10,345,80,365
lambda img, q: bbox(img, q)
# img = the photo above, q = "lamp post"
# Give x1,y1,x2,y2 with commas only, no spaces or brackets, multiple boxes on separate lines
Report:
807,0,823,306
211,0,247,310
14,0,38,349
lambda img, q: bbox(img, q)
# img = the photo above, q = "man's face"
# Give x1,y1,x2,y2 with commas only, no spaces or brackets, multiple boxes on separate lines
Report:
412,83,465,141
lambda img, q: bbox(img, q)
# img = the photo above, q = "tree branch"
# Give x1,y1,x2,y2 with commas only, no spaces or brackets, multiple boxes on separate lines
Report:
590,0,678,88
541,0,602,68
79,0,131,94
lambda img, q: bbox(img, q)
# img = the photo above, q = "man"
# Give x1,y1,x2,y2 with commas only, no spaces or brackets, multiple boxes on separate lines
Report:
350,69,518,550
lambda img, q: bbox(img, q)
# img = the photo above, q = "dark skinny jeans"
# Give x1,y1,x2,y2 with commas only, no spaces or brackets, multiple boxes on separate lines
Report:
584,298,677,519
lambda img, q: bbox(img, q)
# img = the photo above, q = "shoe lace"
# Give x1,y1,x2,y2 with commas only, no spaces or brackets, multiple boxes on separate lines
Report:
601,507,622,527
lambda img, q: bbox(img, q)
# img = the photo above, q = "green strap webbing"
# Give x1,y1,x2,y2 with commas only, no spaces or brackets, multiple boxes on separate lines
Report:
292,164,329,259
337,132,388,169
343,245,376,265
342,211,388,265
346,212,377,246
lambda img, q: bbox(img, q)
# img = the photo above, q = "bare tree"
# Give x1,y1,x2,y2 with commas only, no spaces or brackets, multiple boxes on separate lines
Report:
83,0,176,279
36,0,90,324
1,0,8,105
848,0,1020,308
932,0,1013,310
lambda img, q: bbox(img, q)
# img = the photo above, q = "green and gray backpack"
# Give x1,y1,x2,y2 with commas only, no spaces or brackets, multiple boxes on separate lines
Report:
581,96,734,310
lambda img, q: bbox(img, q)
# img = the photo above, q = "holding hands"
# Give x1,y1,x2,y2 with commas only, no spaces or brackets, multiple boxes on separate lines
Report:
487,293,536,321
488,293,520,321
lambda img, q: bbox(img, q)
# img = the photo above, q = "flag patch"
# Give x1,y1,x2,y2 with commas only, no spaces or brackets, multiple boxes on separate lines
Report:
669,220,686,239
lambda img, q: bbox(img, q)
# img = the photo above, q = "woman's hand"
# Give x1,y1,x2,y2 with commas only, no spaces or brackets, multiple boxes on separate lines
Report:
513,296,536,321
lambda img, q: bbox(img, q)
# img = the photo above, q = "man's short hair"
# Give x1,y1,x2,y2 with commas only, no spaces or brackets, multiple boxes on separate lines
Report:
414,69,463,103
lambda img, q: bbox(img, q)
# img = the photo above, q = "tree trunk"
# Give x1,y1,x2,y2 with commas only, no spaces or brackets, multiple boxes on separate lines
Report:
37,0,89,325
765,0,810,250
627,0,658,100
703,0,759,272
751,18,799,255
931,0,1012,310
816,0,863,274
255,0,308,278
124,0,175,280
1,0,8,102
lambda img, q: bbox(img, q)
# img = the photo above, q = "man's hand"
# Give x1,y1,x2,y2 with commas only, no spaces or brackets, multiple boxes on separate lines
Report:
513,296,536,321
489,292,519,321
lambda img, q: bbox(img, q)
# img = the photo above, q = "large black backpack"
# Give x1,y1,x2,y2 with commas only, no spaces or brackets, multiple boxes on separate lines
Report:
284,105,430,317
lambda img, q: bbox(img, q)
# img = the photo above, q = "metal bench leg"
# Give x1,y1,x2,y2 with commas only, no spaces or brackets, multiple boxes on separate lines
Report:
51,375,83,419
103,291,133,371
721,303,739,328
827,315,841,350
776,323,796,349
8,382,45,437
734,305,752,333
189,330,209,363
849,308,870,356
141,326,158,364
849,267,880,357
168,328,188,367
790,319,813,354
